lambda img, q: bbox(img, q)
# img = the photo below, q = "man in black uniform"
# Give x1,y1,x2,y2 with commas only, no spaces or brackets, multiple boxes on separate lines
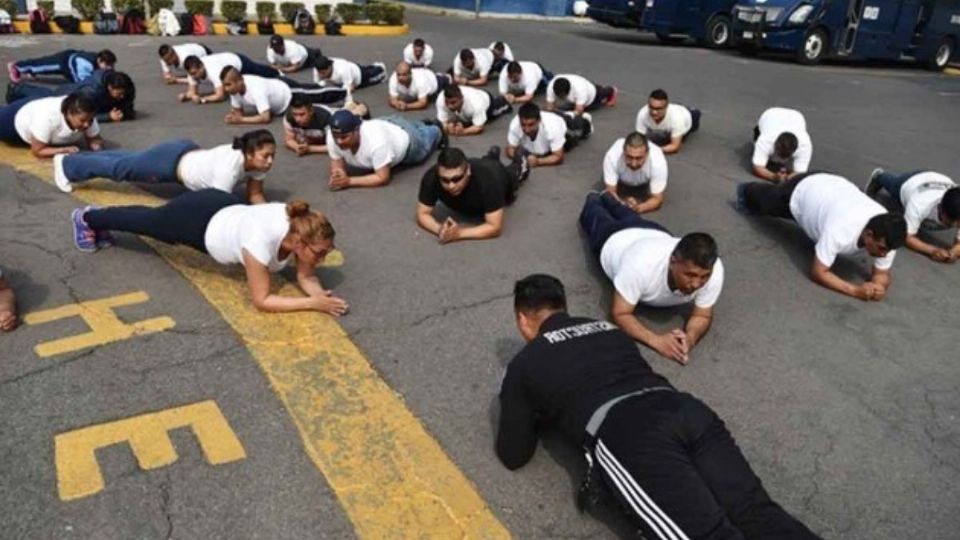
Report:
497,274,820,540
282,94,370,156
416,147,529,244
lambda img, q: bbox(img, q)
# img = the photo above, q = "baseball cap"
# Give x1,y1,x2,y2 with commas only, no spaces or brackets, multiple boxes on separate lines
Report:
329,110,362,134
269,35,284,48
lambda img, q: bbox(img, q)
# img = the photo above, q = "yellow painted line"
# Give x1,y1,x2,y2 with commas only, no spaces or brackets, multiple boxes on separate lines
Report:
23,291,175,358
1,147,510,539
55,400,246,501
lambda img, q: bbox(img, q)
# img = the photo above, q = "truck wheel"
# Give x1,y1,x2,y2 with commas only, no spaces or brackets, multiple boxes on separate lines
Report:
927,38,954,71
797,27,828,65
704,15,731,49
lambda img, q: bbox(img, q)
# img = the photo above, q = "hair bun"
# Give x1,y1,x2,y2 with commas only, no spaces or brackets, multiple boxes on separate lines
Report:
286,200,310,218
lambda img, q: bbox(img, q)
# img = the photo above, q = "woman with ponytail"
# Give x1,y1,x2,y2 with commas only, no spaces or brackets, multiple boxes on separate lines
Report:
68,192,349,315
51,129,276,204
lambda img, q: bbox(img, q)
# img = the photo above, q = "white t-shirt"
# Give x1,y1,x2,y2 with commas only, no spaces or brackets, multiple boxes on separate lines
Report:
789,173,897,270
603,138,668,193
266,39,309,67
436,86,490,126
752,107,813,173
314,57,362,89
229,75,292,115
488,42,514,61
507,111,569,155
453,48,494,80
899,171,958,239
600,228,724,308
498,61,542,96
546,74,596,108
326,119,410,170
403,43,434,67
188,52,242,89
161,43,208,76
177,144,264,192
204,203,293,271
389,68,439,100
14,96,100,145
636,103,693,142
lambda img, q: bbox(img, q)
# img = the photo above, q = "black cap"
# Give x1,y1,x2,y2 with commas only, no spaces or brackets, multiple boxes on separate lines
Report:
329,110,362,134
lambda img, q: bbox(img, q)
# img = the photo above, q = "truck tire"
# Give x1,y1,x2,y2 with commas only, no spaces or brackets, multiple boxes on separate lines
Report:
797,27,828,65
927,38,954,71
704,15,731,49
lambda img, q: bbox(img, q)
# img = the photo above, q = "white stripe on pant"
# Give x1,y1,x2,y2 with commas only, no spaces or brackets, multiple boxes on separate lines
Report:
595,440,690,540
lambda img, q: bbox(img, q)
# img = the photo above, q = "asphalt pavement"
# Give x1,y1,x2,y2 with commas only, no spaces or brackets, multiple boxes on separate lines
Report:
2,12,960,539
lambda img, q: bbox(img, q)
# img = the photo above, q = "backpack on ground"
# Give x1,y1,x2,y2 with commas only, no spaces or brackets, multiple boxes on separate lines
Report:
121,9,145,34
293,8,315,35
156,8,179,36
178,12,194,35
29,7,51,34
324,19,342,36
257,14,274,35
192,13,210,35
53,15,80,33
94,10,118,34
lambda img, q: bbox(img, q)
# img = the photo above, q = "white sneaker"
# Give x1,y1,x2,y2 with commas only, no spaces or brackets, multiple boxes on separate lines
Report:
581,112,593,138
53,154,72,193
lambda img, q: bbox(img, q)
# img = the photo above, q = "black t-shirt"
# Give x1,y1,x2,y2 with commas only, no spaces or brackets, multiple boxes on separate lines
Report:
496,313,672,469
283,104,333,142
418,158,514,217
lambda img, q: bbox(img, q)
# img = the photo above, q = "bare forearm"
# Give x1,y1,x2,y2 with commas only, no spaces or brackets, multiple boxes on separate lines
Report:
906,235,940,257
297,275,326,297
255,294,319,313
534,152,563,167
460,125,484,135
455,223,501,241
613,313,659,349
685,314,712,349
812,267,860,298
348,172,391,187
634,194,664,213
417,212,443,235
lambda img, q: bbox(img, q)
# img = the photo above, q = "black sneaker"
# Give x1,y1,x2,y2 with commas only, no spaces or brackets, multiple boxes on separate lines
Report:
513,147,530,183
865,168,884,196
485,145,501,161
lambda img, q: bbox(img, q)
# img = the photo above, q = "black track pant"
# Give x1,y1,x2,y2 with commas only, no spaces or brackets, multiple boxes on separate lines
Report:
596,391,821,540
282,77,348,105
740,174,809,218
84,189,243,252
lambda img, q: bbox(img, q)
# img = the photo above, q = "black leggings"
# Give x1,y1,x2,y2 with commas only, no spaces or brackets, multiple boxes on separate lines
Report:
741,174,808,219
84,189,243,252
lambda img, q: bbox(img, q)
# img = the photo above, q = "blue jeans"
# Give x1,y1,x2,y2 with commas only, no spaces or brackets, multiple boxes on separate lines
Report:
579,192,671,257
383,115,442,166
63,138,200,185
0,96,41,144
238,54,281,79
876,170,925,201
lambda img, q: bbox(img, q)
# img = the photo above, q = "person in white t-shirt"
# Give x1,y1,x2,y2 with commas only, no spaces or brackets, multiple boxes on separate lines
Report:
53,130,275,205
179,52,280,104
403,38,434,68
452,48,495,86
0,266,17,332
751,107,812,182
737,172,906,301
158,42,210,84
0,93,103,158
283,95,370,156
326,110,443,190
313,56,387,91
388,61,450,111
506,103,592,168
71,194,348,315
266,35,315,73
488,41,514,75
222,69,291,124
866,168,960,263
603,132,668,213
635,88,700,154
545,74,617,116
498,61,552,105
579,192,723,364
437,84,512,136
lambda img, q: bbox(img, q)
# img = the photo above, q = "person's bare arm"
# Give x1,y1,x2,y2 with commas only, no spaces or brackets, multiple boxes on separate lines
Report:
751,164,788,183
29,139,78,158
868,267,891,301
505,145,519,160
544,100,556,112
202,86,227,103
295,258,349,316
245,179,267,204
226,109,271,125
513,92,535,105
406,96,430,110
660,135,683,154
572,103,586,116
465,75,488,87
330,165,392,190
416,203,443,236
443,210,504,243
529,149,564,168
684,305,713,351
810,258,880,301
459,123,485,135
243,251,327,313
906,234,954,263
85,134,103,151
611,291,689,364
630,192,664,214
388,95,406,110
0,276,17,332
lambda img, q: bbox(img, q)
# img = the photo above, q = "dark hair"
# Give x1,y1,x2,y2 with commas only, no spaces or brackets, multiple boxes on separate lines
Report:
649,88,669,101
443,83,462,99
518,102,541,121
514,274,567,313
413,38,425,47
941,187,960,222
288,94,314,110
774,132,799,159
61,92,97,116
158,44,172,57
97,49,117,66
624,131,649,149
220,65,240,82
269,34,284,47
183,55,203,71
437,147,467,169
492,41,506,53
506,61,522,76
315,55,333,71
104,71,133,92
552,77,570,98
673,233,718,269
865,214,906,249
459,49,475,63
232,129,276,153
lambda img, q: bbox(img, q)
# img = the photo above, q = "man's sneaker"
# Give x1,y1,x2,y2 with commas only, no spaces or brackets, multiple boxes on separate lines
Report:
512,146,531,183
53,154,72,193
735,183,752,215
485,145,501,161
865,168,884,196
606,86,618,107
7,62,20,83
581,112,593,138
71,207,98,253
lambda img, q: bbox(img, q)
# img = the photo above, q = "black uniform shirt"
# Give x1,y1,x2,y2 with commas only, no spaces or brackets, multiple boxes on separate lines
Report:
496,313,672,470
418,158,515,217
283,104,333,143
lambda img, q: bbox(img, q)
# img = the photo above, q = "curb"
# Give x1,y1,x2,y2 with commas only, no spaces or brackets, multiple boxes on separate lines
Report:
11,20,409,37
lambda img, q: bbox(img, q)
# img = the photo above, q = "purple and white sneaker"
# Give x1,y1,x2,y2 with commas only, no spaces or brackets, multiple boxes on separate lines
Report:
71,207,98,252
